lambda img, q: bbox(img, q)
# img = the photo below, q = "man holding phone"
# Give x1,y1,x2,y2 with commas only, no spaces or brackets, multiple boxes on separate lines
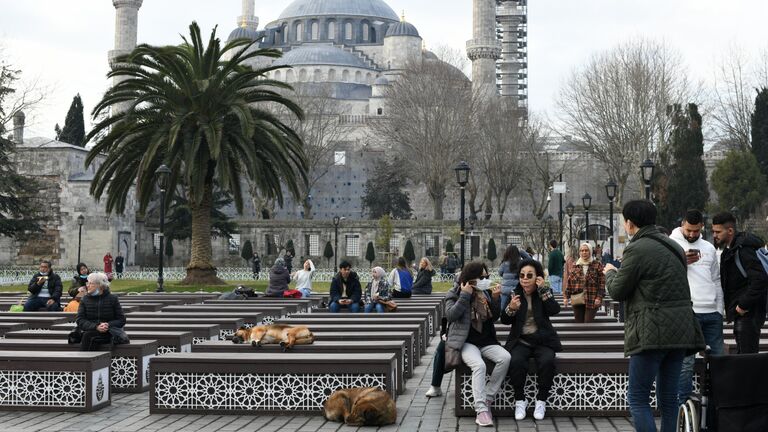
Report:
669,209,724,405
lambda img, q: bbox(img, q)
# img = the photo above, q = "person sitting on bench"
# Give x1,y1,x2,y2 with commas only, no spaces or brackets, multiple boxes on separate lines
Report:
329,261,362,313
24,260,63,311
76,272,129,351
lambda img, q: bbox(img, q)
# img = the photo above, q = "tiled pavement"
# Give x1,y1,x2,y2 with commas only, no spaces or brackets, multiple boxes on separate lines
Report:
1,336,645,431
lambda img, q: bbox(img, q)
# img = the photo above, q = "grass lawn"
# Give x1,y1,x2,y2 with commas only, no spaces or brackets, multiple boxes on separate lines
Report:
0,280,455,294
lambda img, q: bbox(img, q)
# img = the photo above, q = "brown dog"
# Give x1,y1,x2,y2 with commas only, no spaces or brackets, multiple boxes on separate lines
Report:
231,324,314,350
323,387,396,426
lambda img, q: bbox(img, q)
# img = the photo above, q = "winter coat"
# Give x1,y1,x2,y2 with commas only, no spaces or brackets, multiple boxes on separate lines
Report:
76,287,126,332
27,272,63,304
498,250,531,296
69,275,88,299
500,284,562,352
605,224,705,356
114,256,124,272
265,265,290,297
411,268,436,294
252,256,261,273
329,271,363,305
565,260,606,309
444,284,501,350
719,232,768,322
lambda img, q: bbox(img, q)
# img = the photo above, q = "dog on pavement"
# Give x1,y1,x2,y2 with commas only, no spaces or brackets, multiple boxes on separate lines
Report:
323,387,397,426
231,324,314,350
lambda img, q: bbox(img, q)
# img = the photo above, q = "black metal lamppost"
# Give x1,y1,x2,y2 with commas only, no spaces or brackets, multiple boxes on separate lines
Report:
582,193,592,243
155,164,171,292
605,180,617,260
566,202,575,249
455,161,470,269
332,216,344,269
77,214,85,264
640,159,655,200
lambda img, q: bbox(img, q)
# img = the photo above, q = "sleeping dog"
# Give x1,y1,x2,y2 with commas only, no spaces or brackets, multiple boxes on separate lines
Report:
231,324,314,350
323,387,397,426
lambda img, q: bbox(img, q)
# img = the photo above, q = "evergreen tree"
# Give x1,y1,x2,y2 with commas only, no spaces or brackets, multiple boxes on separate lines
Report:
164,187,238,242
365,241,376,266
751,87,768,177
165,239,174,257
361,158,412,219
375,215,393,252
487,238,497,262
241,240,253,263
445,239,454,253
711,150,768,218
285,239,295,256
657,103,709,228
323,241,334,267
58,94,85,146
403,239,415,265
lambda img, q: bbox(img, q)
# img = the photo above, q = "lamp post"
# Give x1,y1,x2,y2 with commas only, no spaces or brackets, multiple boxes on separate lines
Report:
582,193,592,244
468,213,477,260
333,216,344,270
605,180,617,260
566,202,575,249
455,161,470,269
155,164,171,292
640,158,655,200
76,214,85,264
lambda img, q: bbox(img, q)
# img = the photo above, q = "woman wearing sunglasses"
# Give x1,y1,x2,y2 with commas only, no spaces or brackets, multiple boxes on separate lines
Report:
444,261,510,427
501,258,562,421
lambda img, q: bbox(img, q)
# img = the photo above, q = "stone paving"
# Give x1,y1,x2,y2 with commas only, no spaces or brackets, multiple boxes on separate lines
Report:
1,336,646,431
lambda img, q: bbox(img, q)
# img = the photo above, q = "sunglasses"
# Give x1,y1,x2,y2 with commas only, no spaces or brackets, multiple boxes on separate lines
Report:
520,273,536,280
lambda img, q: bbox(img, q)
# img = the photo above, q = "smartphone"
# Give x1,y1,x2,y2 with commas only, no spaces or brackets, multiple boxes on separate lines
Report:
687,249,700,255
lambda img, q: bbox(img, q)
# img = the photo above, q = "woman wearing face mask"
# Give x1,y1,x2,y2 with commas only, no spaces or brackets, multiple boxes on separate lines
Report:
501,258,562,421
445,261,510,427
75,272,129,351
64,263,90,312
565,242,605,323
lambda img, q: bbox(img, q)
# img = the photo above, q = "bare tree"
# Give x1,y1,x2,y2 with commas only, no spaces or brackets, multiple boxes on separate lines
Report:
711,47,754,149
558,38,696,205
370,52,478,219
0,52,45,136
519,117,570,220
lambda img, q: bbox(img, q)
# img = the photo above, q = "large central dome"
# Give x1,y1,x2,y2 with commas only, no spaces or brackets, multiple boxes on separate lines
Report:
278,0,399,21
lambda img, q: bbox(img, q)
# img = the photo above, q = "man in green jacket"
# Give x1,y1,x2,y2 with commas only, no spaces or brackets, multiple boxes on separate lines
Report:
604,200,704,432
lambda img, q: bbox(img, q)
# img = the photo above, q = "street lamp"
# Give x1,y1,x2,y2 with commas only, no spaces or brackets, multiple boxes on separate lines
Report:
332,216,344,270
155,164,171,292
582,193,592,243
605,180,617,260
454,161,470,268
468,213,478,260
566,202,575,249
640,158,655,200
77,214,85,264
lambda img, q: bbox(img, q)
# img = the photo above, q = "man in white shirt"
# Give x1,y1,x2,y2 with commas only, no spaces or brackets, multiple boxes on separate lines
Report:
669,209,724,405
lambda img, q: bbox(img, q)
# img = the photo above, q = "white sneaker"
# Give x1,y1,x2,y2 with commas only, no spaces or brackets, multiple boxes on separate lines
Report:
533,400,546,420
425,386,442,397
514,400,527,420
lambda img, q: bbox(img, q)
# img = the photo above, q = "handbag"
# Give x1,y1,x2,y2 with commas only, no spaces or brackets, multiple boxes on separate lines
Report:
443,344,462,373
570,290,585,306
67,328,82,344
378,299,398,312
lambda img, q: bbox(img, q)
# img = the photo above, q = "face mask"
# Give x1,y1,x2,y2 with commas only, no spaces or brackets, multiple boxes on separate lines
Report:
39,272,48,276
79,274,88,279
475,279,491,291
90,289,100,297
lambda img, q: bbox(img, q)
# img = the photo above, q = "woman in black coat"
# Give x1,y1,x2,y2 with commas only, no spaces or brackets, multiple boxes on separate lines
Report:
411,257,436,294
76,272,128,351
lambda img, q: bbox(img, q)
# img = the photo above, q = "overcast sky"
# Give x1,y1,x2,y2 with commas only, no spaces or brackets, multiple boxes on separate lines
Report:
1,0,767,138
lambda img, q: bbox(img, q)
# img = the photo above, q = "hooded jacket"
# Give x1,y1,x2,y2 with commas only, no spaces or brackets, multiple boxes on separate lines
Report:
669,227,723,315
719,232,768,322
265,264,290,297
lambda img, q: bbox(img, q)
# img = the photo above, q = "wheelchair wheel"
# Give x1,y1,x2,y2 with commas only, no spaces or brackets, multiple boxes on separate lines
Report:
677,399,699,432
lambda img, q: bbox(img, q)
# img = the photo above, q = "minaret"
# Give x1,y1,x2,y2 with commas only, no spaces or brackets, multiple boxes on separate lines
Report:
467,0,501,97
109,0,143,85
12,111,24,145
238,0,259,32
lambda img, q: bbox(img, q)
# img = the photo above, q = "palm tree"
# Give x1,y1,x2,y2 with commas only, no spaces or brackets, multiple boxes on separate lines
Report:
85,22,307,284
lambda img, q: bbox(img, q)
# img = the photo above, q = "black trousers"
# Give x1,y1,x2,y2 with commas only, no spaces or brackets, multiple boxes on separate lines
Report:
80,329,112,351
431,340,446,387
734,312,765,354
507,343,556,401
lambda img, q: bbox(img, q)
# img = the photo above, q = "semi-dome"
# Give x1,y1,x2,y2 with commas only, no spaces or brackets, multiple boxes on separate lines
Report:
278,0,399,21
385,21,420,38
227,26,260,42
273,45,371,69
373,76,389,85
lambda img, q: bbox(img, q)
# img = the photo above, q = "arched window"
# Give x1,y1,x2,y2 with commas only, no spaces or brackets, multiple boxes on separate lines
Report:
342,70,350,82
286,69,294,83
370,27,377,43
274,70,282,81
354,71,362,83
313,69,322,81
299,69,307,81
311,21,319,40
362,23,369,41
344,22,353,40
366,73,372,84
377,107,383,115
328,21,336,39
328,69,337,81
295,22,303,41
282,25,288,44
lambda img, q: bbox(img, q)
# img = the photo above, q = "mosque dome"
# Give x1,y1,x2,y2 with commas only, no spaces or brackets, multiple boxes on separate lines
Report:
273,45,371,69
227,26,260,42
278,0,399,21
385,21,420,38
373,76,389,85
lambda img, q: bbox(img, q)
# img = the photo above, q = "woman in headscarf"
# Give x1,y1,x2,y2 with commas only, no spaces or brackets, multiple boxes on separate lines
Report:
363,266,391,313
265,257,290,297
565,242,605,323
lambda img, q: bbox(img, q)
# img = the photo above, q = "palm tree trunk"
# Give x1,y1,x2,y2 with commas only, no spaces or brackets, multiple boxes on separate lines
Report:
181,181,225,285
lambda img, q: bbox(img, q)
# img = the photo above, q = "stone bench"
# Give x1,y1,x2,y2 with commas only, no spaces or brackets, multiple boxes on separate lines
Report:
51,323,221,344
0,339,156,393
0,322,27,337
149,352,398,415
203,298,320,312
192,340,407,394
297,311,438,336
0,315,72,329
125,317,244,339
156,307,288,325
6,330,193,355
126,311,263,328
0,351,111,412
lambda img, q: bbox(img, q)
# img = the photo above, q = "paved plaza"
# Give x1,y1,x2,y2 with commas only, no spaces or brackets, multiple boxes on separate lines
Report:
0,335,646,432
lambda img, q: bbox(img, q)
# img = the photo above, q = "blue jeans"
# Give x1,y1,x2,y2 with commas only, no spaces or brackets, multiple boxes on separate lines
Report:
298,288,311,298
549,275,562,294
364,303,384,313
329,301,361,313
23,296,61,311
677,312,724,404
628,349,685,432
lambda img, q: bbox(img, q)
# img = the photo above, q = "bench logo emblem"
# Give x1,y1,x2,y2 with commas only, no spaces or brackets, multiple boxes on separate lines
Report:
96,376,105,401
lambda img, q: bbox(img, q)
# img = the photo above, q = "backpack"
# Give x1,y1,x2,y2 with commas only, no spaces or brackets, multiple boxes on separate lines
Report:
733,246,768,279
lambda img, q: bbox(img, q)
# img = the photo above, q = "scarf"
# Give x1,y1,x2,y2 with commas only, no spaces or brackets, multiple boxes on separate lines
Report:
575,242,593,274
470,291,491,332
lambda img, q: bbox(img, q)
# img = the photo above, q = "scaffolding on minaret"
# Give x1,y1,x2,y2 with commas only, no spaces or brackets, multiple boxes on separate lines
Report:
495,0,528,117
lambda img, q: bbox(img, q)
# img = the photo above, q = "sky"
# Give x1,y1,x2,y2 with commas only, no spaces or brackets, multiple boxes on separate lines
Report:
1,0,767,138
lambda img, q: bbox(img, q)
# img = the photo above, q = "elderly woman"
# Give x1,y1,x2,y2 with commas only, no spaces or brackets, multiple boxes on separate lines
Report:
501,258,562,421
75,272,128,351
445,261,510,427
265,257,290,297
411,258,436,294
565,242,605,323
364,267,391,313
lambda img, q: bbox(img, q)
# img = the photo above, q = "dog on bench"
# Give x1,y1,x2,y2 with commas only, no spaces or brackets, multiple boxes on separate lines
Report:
231,324,314,350
324,387,396,426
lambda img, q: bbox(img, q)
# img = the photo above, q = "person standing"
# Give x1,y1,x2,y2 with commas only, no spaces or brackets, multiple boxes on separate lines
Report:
114,253,124,279
547,240,565,295
24,260,63,311
284,251,293,274
565,242,605,323
252,252,261,279
711,211,768,354
103,252,114,281
670,209,725,405
604,200,704,432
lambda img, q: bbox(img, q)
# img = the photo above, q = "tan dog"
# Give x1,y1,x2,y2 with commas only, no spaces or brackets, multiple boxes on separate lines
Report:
323,387,397,426
231,324,314,350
